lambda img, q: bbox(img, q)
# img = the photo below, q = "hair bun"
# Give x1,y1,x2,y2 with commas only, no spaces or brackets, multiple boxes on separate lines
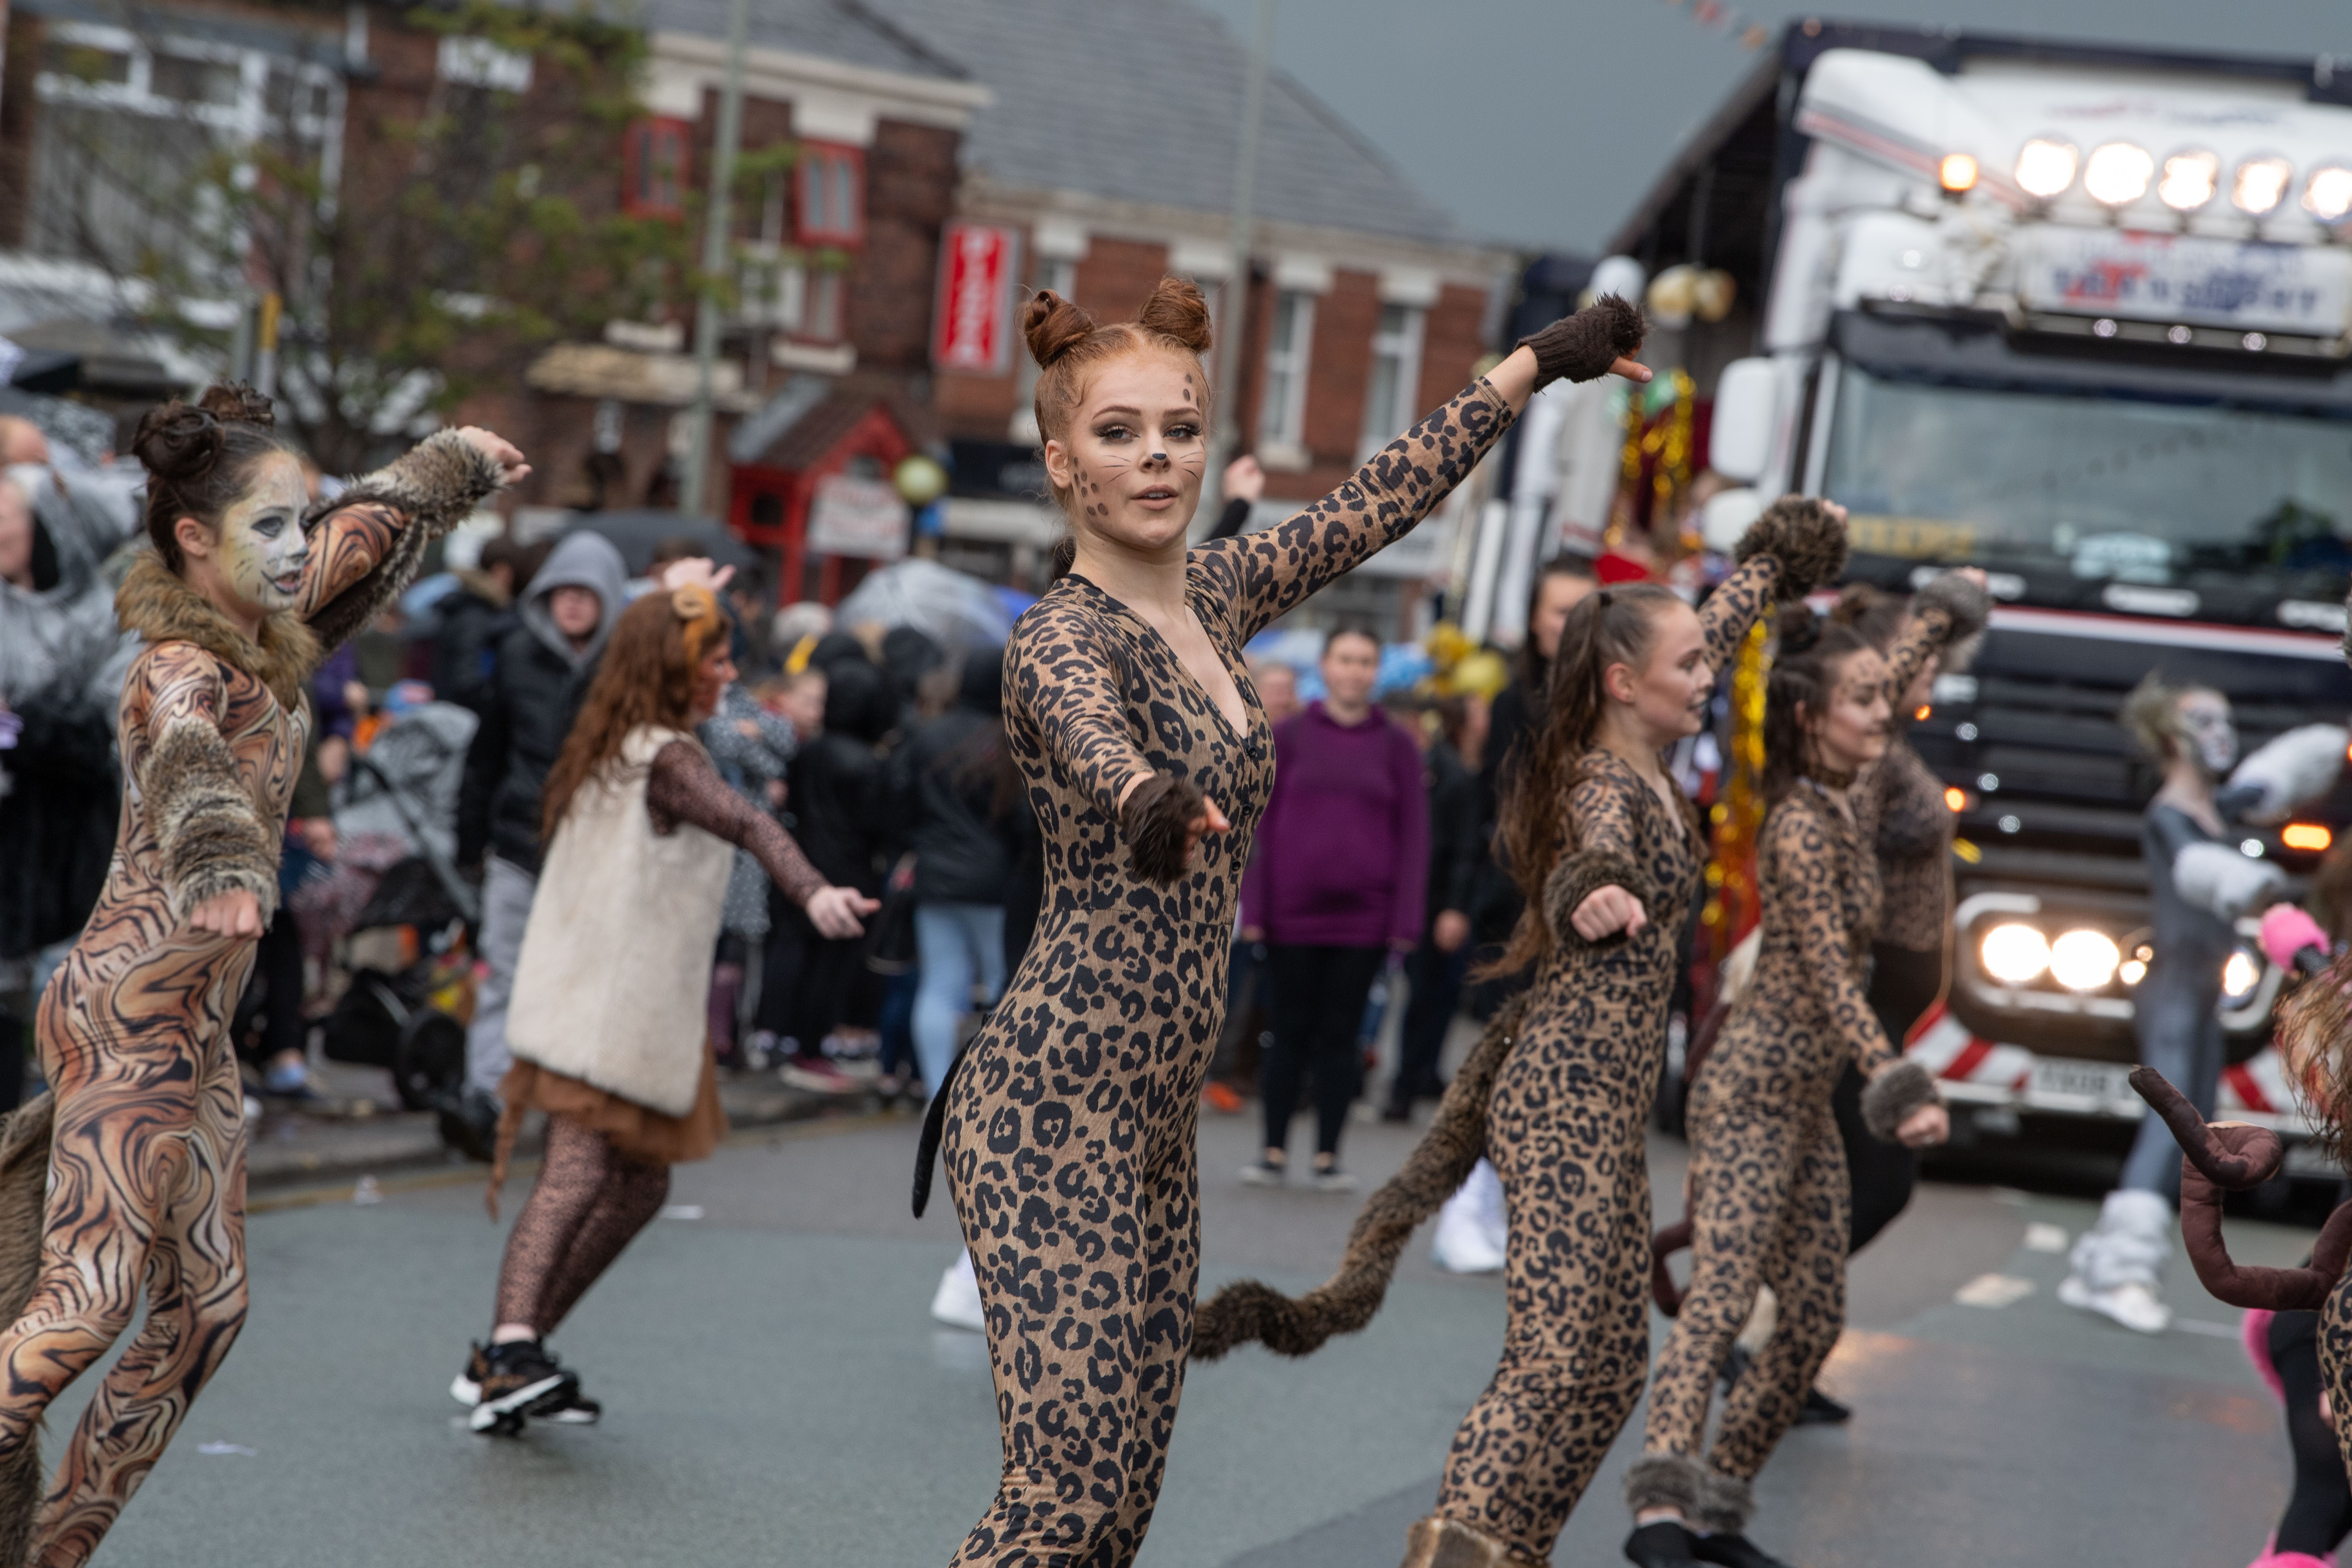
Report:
131,400,226,484
1827,582,1884,628
1135,275,1213,354
197,381,276,428
1024,291,1096,370
1775,601,1822,654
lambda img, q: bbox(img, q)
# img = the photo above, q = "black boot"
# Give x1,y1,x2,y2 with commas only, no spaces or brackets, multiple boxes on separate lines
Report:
1625,1521,1707,1568
1792,1383,1850,1425
1692,1532,1798,1568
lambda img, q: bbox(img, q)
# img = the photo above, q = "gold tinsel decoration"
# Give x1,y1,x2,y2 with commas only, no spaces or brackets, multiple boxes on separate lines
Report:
1699,616,1770,969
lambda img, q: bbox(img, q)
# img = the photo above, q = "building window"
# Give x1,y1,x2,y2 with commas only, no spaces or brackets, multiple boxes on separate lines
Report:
796,143,863,247
738,251,806,332
806,270,845,342
1010,253,1077,440
1358,303,1425,458
623,117,690,218
1258,289,1315,452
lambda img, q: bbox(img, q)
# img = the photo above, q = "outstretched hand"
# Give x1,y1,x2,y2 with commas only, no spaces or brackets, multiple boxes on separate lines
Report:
1184,797,1233,871
658,555,738,596
806,885,882,940
1570,885,1647,941
452,427,531,487
1895,1102,1949,1149
189,889,264,939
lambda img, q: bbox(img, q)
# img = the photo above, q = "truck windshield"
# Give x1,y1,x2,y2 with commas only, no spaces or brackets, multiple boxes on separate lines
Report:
1822,366,2352,597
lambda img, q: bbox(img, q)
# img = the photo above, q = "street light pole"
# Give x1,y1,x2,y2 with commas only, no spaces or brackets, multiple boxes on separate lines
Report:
1202,0,1275,535
679,0,749,517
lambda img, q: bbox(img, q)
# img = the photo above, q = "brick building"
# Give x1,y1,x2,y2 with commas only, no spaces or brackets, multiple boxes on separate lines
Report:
871,0,1513,626
0,0,985,602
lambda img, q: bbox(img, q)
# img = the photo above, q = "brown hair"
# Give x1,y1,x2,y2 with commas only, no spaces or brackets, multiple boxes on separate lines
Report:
1827,581,1905,651
130,383,298,572
540,586,727,839
1490,582,1685,975
2119,670,2211,763
1023,277,1214,578
1761,602,1873,803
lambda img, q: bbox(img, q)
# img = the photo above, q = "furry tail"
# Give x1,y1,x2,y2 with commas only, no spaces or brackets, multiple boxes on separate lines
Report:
1191,995,1528,1361
0,1092,52,1568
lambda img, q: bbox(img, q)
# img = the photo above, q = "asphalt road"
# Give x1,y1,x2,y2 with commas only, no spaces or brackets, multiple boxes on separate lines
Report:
42,1091,2328,1567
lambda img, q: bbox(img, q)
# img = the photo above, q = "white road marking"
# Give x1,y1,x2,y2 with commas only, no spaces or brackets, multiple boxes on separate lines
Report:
1955,1273,2036,1308
2023,1222,2069,1254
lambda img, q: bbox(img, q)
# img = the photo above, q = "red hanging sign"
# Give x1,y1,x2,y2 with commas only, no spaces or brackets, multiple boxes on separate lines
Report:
932,223,1024,375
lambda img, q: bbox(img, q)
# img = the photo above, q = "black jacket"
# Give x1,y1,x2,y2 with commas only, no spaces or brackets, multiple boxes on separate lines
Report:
430,574,515,714
783,659,896,895
890,656,1030,906
1424,738,1481,925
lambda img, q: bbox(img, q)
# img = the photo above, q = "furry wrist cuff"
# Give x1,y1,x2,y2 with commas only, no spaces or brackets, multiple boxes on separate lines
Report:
147,714,280,926
1543,847,1651,946
1121,773,1207,884
1862,1057,1940,1142
340,429,509,542
1519,295,1646,388
1911,570,1991,648
1734,495,1849,601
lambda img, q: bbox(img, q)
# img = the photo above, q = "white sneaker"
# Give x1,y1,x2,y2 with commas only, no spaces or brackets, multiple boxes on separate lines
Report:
2058,1273,2172,1334
1432,1160,1507,1274
931,1252,986,1332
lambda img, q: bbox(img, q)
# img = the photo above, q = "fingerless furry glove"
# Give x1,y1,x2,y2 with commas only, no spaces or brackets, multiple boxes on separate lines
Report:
1121,772,1208,884
1734,495,1850,601
1519,295,1647,389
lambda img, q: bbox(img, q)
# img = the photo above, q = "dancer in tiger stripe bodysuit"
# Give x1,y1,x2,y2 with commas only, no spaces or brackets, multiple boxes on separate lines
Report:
0,385,522,1565
1190,497,1851,1568
1626,578,1984,1568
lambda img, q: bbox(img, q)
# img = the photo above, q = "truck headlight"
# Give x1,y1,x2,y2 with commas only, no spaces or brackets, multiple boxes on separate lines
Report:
2159,150,2219,211
1981,923,2051,985
2234,156,2294,215
2222,948,2262,1002
2085,143,2154,207
2050,928,2121,991
2016,139,2079,199
2306,166,2352,223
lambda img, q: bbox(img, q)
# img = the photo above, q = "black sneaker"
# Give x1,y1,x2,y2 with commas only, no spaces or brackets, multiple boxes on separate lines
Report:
450,1342,489,1407
1624,1520,1707,1567
1692,1533,1798,1568
467,1339,579,1435
437,1088,501,1164
1793,1384,1850,1425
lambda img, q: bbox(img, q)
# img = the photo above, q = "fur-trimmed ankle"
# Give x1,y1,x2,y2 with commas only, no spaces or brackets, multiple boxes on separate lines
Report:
1860,1058,1940,1143
1625,1452,1708,1519
1399,1514,1545,1568
1734,496,1849,601
1119,772,1208,883
1694,1467,1755,1535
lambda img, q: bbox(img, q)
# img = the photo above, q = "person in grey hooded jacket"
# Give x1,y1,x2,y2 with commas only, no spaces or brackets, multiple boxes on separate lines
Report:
450,530,628,1145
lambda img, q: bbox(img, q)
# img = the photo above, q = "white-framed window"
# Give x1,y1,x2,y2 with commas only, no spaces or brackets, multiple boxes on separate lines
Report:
806,270,845,342
1258,289,1315,455
1010,253,1077,441
29,21,340,273
1358,302,1424,458
737,248,806,332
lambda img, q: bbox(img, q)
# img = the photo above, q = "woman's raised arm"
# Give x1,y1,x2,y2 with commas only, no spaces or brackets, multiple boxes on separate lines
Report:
299,428,523,652
1698,497,1851,673
1202,299,1648,645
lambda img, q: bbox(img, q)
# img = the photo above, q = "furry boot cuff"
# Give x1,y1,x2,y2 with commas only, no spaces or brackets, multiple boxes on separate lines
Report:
1624,1453,1708,1519
1860,1058,1940,1143
1120,773,1208,884
1695,1468,1756,1535
1911,569,1991,651
1734,496,1849,602
1519,295,1646,388
1399,1514,1544,1568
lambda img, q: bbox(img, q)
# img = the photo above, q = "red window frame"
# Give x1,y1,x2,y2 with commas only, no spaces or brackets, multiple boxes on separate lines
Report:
795,142,865,247
623,117,691,218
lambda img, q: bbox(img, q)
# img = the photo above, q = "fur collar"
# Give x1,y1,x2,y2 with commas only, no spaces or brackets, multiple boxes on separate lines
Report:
114,550,320,710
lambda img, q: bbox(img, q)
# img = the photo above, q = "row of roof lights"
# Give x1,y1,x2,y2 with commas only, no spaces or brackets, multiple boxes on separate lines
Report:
1938,141,2352,221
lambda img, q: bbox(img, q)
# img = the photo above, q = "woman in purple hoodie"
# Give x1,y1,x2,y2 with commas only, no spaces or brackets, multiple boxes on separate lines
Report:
1239,625,1427,1189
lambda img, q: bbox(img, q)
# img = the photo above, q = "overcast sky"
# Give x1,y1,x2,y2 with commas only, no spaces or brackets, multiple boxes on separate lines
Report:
1187,0,2352,254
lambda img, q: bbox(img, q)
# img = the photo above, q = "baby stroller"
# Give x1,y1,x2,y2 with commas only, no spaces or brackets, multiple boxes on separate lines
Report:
308,696,482,1111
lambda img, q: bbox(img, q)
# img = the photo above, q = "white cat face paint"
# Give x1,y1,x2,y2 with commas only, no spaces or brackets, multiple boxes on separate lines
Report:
213,453,309,612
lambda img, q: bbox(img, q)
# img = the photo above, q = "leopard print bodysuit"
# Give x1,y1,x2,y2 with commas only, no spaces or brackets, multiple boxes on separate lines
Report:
0,435,498,1565
1424,557,1781,1562
1635,605,1963,1531
940,378,1516,1568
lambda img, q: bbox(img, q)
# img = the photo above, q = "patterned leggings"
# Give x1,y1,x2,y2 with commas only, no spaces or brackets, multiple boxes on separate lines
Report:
942,1059,1200,1568
495,1114,670,1334
1430,1043,1653,1561
1643,1096,1849,1484
0,978,251,1567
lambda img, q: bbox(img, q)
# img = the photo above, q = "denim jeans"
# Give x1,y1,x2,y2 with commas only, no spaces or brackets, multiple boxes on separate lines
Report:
914,902,1007,1093
465,856,536,1098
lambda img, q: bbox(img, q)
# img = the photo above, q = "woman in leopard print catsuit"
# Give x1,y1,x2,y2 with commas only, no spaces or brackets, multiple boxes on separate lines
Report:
1627,576,1987,1568
1185,497,1848,1568
922,278,1648,1568
0,386,518,1565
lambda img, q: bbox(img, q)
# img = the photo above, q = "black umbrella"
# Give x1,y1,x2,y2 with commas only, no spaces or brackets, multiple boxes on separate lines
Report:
561,509,759,576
